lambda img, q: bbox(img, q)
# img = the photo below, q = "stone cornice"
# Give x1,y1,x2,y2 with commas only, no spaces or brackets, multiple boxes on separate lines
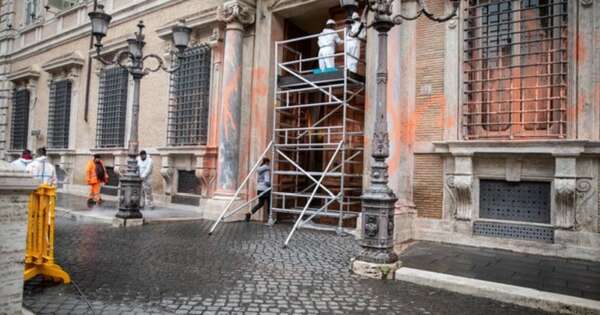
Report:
156,7,219,39
156,146,217,156
42,52,85,74
433,140,600,156
6,65,41,83
269,0,320,13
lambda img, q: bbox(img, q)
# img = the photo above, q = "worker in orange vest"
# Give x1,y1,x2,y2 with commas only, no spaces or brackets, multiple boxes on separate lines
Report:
85,154,109,206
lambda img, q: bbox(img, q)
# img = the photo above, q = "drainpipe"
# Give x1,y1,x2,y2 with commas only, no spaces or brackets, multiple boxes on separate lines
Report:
83,0,98,122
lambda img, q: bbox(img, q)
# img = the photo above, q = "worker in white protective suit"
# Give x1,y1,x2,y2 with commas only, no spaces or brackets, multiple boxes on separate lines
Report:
137,150,154,209
318,19,343,71
346,12,366,73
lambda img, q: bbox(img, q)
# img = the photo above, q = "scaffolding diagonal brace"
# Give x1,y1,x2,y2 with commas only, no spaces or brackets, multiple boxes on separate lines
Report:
208,141,273,235
283,141,343,248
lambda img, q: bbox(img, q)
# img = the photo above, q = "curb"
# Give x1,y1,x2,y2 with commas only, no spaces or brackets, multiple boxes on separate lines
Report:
57,207,114,224
395,267,600,315
56,207,207,225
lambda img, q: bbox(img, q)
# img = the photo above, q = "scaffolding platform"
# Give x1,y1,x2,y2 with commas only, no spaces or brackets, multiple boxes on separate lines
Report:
277,69,365,88
271,29,365,234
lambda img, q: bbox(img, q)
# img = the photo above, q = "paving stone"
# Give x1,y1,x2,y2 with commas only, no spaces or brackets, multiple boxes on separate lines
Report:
22,218,553,314
401,241,600,301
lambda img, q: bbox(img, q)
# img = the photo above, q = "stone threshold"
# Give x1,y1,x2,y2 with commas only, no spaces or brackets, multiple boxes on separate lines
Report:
395,268,600,315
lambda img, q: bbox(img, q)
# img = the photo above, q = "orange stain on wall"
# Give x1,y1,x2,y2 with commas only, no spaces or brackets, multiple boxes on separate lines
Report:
222,69,242,140
251,67,269,135
576,34,587,64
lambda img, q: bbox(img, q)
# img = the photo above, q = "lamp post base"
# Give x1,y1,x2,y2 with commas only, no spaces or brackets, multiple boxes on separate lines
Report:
351,257,401,280
112,217,145,228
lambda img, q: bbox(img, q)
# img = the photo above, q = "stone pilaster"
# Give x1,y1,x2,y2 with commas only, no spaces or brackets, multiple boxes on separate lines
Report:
0,160,38,315
215,0,255,195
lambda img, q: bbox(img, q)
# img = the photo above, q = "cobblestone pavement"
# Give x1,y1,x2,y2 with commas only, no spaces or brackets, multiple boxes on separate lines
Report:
401,241,600,300
23,218,553,315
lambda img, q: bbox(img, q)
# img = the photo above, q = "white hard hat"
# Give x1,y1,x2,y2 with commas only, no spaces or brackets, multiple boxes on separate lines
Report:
352,12,360,20
326,19,336,26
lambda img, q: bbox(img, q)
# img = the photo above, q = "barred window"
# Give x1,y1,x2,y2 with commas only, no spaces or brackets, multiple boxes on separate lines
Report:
167,45,211,146
463,0,568,139
10,89,30,150
48,80,72,149
96,67,129,148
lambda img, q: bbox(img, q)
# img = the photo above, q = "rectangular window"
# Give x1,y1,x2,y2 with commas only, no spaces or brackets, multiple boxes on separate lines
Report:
48,80,72,149
167,45,212,146
96,67,129,148
463,0,568,139
25,0,40,25
10,89,30,150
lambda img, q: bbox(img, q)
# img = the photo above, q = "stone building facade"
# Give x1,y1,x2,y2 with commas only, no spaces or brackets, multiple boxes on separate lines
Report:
0,0,598,261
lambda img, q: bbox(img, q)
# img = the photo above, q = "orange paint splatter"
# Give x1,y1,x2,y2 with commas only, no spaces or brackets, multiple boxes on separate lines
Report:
576,34,587,64
221,69,242,140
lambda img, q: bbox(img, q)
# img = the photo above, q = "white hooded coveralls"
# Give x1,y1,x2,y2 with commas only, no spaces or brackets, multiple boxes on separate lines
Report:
26,156,57,186
346,20,366,73
318,27,343,70
137,156,154,207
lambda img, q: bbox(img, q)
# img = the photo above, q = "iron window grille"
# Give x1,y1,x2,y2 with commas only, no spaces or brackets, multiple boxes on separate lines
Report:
96,66,129,148
463,0,568,139
48,80,72,149
167,44,212,146
10,89,30,150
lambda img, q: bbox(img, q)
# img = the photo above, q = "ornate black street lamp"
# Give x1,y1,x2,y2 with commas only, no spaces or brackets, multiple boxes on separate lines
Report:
88,5,191,221
340,0,459,277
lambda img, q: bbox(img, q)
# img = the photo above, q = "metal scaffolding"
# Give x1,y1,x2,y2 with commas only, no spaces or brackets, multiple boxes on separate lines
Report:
271,29,365,243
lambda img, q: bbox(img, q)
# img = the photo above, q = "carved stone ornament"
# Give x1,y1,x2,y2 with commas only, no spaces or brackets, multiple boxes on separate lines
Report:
364,215,379,238
195,168,216,198
160,156,175,196
446,175,473,221
574,178,594,231
208,27,223,47
581,0,593,8
554,178,576,229
217,1,255,25
447,17,458,29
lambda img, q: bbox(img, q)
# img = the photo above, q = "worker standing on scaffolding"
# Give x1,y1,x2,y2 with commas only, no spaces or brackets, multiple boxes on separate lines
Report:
246,158,271,222
318,19,343,71
346,12,365,73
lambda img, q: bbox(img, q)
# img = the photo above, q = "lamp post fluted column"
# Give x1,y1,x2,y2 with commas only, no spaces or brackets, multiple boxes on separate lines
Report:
356,15,398,264
115,67,145,220
342,0,459,279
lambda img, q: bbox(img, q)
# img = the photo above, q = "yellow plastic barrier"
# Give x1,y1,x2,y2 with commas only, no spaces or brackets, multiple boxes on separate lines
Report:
24,184,70,284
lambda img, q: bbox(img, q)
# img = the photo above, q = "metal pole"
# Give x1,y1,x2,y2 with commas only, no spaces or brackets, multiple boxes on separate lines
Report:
355,9,398,264
116,70,144,220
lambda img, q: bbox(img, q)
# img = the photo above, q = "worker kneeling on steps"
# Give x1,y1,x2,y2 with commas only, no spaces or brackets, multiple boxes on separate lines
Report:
246,158,271,222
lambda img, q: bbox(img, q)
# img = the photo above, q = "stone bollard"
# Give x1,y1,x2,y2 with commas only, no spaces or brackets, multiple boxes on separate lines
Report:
0,160,38,315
